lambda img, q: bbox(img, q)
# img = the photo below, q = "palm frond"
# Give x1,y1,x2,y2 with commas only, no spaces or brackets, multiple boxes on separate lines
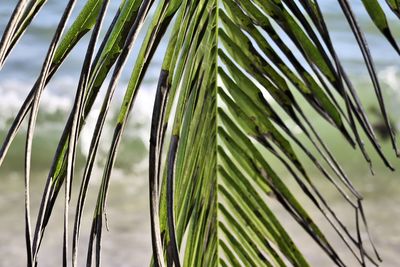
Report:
362,0,400,53
0,0,398,266
152,0,397,266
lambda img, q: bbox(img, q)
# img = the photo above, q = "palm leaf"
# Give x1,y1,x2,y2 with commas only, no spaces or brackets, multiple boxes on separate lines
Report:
0,0,398,266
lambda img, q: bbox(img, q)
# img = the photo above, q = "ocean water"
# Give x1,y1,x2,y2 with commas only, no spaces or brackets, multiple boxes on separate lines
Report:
0,1,400,266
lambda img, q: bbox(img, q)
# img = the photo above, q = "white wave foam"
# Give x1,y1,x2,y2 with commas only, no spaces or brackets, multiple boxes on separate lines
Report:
0,77,75,129
379,66,400,128
78,83,156,170
379,66,400,92
0,77,156,172
0,77,75,111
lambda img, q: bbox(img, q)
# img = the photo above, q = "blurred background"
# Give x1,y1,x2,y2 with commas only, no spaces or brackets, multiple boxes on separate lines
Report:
0,1,400,266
